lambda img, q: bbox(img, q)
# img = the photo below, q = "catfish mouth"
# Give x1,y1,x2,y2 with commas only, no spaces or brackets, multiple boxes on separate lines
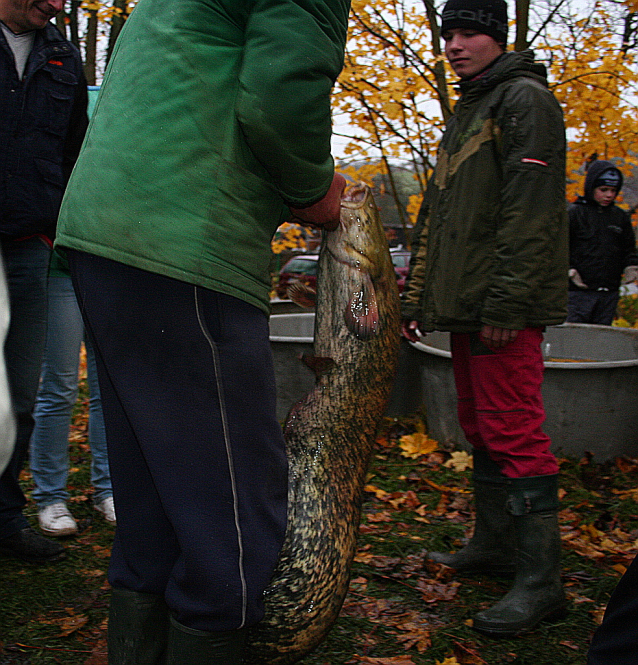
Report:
341,184,368,206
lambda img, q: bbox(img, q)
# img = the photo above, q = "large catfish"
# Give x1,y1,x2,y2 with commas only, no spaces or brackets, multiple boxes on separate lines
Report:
243,184,401,664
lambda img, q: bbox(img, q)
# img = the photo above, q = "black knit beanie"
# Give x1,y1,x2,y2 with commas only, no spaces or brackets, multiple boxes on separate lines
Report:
593,168,622,190
441,0,509,45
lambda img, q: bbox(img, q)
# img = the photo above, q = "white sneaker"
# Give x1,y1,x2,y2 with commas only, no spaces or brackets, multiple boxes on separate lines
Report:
38,502,78,537
94,496,116,525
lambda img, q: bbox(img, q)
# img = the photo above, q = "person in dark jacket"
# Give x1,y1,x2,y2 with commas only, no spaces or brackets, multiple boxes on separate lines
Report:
567,160,638,325
402,0,568,637
0,0,88,563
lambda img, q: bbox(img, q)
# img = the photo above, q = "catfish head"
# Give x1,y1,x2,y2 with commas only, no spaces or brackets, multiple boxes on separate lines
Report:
327,184,391,281
324,183,397,340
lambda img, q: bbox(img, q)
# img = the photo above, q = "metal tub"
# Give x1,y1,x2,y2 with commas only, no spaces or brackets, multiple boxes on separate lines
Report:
269,313,315,422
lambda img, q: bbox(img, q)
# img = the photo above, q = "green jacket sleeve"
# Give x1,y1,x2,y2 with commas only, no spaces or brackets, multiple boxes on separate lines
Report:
235,0,350,207
481,79,567,329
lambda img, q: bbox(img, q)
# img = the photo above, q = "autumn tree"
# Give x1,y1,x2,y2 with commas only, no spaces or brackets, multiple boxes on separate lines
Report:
537,0,638,200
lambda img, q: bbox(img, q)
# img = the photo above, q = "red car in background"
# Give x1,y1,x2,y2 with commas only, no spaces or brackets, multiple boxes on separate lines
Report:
390,247,411,293
276,247,411,300
276,254,319,299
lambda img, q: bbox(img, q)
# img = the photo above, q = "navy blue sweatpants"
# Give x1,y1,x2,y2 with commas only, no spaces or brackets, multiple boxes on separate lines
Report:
68,251,288,632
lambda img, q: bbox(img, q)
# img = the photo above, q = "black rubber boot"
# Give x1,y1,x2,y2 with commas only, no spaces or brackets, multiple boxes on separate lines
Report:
427,450,516,575
107,588,170,665
166,617,246,665
472,474,566,636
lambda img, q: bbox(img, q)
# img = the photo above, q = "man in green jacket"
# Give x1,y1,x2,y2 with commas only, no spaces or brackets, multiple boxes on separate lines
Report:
402,0,568,637
55,1,350,662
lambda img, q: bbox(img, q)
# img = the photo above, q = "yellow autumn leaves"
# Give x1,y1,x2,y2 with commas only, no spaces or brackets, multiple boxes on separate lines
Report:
398,433,473,473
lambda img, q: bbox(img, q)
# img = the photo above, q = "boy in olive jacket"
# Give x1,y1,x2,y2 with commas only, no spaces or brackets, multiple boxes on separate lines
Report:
56,1,350,662
402,0,568,637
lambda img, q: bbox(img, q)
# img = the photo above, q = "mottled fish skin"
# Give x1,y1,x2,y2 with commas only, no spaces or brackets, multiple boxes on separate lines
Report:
243,185,401,664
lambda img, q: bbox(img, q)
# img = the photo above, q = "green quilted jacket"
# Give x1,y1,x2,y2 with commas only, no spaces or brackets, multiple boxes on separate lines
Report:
402,50,568,332
56,0,350,313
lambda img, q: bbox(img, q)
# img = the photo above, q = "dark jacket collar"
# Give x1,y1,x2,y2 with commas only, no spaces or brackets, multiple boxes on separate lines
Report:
457,50,548,102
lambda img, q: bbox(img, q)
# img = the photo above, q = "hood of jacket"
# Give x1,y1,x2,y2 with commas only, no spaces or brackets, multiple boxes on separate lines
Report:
580,159,623,204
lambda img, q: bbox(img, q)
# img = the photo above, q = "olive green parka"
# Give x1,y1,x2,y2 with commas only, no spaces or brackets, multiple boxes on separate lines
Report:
55,0,350,314
401,50,568,333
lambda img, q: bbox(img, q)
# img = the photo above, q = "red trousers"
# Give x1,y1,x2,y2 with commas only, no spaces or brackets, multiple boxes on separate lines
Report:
451,328,559,478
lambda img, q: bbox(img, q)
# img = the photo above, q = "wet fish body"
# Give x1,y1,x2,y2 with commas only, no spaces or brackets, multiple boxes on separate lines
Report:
243,185,401,663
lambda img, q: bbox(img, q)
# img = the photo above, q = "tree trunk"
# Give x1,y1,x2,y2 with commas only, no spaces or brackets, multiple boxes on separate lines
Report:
68,0,81,50
84,8,98,85
621,10,638,56
514,0,530,51
421,0,452,123
107,0,129,65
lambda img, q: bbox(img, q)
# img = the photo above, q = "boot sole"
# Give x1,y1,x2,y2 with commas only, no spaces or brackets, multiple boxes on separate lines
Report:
440,563,516,577
39,526,78,537
0,546,66,564
472,602,568,637
427,554,515,576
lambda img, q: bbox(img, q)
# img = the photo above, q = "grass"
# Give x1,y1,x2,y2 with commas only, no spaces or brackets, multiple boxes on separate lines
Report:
1,397,636,664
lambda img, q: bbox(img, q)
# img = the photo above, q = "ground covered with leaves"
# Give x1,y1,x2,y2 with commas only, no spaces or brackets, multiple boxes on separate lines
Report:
1,407,637,664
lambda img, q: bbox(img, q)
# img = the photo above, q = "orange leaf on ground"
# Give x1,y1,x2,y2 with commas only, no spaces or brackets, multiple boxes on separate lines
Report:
399,433,438,459
59,614,89,637
443,451,473,472
366,511,393,522
395,623,432,653
415,578,461,604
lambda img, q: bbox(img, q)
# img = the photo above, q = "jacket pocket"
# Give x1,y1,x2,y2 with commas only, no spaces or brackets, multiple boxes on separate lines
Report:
39,66,78,136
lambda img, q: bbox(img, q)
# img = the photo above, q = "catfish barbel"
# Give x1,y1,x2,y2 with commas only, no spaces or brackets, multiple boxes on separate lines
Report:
243,184,401,664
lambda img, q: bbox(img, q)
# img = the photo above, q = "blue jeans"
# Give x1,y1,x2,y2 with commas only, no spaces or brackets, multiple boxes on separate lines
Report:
0,237,51,539
30,274,112,508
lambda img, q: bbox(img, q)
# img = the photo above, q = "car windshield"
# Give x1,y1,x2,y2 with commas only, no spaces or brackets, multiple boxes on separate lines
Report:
283,258,318,276
391,253,409,268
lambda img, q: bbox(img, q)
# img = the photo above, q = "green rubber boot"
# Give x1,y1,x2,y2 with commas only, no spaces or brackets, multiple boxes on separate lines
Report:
107,588,170,665
166,617,246,665
472,474,566,636
427,450,516,575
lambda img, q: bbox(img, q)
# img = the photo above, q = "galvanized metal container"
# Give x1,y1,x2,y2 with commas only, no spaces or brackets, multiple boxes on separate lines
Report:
269,312,315,422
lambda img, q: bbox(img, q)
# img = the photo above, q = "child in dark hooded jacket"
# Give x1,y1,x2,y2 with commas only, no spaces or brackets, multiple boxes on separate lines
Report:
567,160,638,325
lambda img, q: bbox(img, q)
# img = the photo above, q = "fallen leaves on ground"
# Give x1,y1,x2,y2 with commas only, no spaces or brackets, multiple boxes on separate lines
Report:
443,452,473,472
35,608,89,637
399,433,438,459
